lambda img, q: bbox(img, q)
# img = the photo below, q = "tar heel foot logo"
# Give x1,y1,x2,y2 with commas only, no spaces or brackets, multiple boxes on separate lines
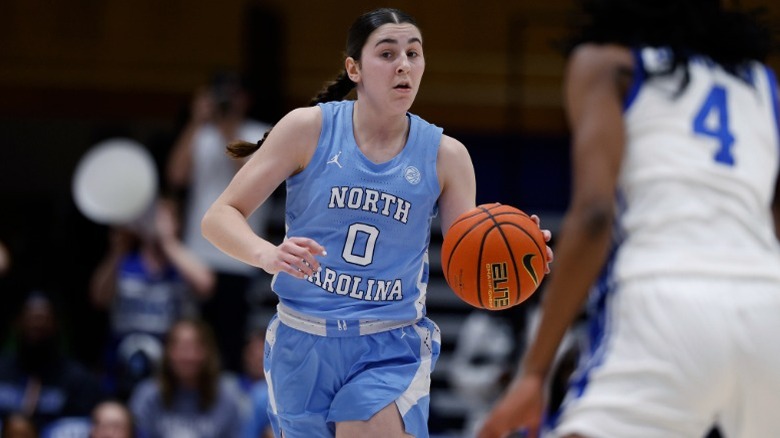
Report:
327,151,343,168
404,165,421,185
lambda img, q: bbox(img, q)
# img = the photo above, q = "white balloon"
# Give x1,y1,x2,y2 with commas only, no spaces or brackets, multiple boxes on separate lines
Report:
72,138,158,224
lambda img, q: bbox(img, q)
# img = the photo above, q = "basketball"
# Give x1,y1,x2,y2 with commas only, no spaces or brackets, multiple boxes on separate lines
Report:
441,203,547,310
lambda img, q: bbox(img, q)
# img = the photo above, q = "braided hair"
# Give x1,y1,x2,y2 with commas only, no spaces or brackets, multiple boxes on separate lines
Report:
227,8,418,158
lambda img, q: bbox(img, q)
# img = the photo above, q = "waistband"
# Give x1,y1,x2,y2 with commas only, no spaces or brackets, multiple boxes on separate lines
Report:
276,303,420,337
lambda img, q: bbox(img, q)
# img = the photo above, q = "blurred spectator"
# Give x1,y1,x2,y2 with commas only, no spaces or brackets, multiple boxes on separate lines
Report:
90,400,134,438
128,318,247,438
166,72,272,373
40,416,91,438
0,239,15,345
0,239,10,277
0,291,103,429
2,412,38,438
239,330,271,438
90,197,214,399
448,312,516,436
238,330,265,393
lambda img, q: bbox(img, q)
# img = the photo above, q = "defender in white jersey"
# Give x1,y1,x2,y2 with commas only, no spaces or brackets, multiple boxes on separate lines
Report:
480,1,780,437
202,8,553,438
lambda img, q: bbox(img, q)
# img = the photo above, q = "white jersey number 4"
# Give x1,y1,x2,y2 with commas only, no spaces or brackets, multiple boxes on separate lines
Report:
693,85,736,166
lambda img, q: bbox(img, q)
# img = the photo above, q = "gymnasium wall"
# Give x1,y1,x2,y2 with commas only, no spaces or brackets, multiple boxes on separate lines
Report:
0,1,575,131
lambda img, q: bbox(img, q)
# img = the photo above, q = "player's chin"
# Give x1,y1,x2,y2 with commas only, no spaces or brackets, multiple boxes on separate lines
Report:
390,92,417,110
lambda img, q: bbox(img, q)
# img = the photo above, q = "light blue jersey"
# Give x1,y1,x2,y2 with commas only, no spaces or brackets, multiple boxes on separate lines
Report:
272,100,443,322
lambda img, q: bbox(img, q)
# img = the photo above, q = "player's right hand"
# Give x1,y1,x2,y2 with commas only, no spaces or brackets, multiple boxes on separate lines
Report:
261,237,327,279
477,373,545,438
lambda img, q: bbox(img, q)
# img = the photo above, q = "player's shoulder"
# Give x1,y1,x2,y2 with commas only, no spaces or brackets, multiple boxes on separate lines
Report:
438,135,468,158
567,43,635,80
281,106,322,127
565,43,637,102
272,106,322,141
439,134,466,152
437,135,473,179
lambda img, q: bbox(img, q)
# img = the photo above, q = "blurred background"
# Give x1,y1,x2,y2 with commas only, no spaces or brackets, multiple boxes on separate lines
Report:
0,0,778,436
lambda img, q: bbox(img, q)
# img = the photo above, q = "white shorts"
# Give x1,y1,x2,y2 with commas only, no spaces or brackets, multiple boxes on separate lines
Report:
551,275,780,438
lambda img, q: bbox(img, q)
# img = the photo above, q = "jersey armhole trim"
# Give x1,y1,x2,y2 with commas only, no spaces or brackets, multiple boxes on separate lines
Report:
287,104,329,183
623,48,645,111
764,65,780,153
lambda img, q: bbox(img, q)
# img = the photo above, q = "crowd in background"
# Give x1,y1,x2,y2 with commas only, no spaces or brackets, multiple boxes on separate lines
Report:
0,289,273,438
0,73,276,438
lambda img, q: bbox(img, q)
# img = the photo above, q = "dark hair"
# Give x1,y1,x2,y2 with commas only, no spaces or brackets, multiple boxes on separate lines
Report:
158,318,221,411
564,0,775,83
226,8,418,158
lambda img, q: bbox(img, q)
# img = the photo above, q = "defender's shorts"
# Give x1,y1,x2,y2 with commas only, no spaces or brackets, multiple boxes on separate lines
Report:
552,276,780,438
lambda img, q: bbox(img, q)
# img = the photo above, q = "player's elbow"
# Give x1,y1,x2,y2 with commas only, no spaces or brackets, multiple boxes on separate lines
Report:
571,199,613,239
200,204,220,244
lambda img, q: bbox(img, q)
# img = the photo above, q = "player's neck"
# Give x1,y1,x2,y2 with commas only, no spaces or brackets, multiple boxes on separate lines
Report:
352,100,409,159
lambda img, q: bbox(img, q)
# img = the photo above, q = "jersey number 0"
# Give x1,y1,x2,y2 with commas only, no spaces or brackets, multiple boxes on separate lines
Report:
342,223,380,266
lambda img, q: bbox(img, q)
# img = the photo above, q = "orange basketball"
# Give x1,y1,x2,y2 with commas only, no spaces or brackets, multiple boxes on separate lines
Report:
441,203,547,310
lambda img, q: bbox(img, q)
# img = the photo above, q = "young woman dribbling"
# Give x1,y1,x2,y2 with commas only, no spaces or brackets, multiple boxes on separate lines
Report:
202,8,551,437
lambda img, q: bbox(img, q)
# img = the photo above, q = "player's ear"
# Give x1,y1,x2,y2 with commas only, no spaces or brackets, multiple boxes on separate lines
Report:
346,57,361,83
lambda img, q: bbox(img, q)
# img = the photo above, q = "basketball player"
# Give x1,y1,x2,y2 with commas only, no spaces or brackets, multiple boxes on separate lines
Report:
202,8,552,438
479,1,780,437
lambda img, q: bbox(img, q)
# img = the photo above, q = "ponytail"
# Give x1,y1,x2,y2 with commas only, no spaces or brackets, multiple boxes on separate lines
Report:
226,130,270,159
308,71,356,106
225,72,355,159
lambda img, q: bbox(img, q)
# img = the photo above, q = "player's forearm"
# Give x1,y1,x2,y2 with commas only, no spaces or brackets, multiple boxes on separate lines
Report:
201,202,275,270
521,203,613,377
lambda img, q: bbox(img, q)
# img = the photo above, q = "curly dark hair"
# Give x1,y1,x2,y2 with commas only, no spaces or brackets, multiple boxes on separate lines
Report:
565,0,776,74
